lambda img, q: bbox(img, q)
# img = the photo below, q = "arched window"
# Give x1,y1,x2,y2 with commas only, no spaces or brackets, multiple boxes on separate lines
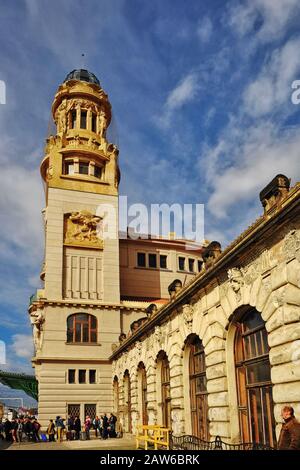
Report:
137,362,148,425
124,370,132,433
158,352,171,428
67,313,97,343
189,336,209,440
113,376,119,417
234,307,276,446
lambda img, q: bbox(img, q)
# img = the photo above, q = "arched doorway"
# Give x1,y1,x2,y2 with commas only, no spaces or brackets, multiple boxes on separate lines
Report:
123,370,132,433
188,335,209,440
234,307,276,446
157,351,171,428
137,362,148,425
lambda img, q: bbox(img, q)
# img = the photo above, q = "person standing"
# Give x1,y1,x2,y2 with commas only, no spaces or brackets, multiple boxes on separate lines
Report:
93,416,100,437
102,413,108,439
278,405,300,450
47,419,56,442
56,416,65,443
84,415,91,440
74,416,81,440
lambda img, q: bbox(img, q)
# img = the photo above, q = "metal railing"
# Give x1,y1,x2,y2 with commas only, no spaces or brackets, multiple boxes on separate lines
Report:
171,434,275,450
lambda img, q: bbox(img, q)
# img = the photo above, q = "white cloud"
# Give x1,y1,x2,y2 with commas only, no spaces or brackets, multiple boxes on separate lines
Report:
10,334,33,360
0,165,44,264
197,16,213,43
203,120,300,219
228,0,300,43
159,73,199,127
243,37,300,117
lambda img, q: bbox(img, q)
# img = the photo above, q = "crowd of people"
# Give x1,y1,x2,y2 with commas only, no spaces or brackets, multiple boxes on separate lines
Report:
0,416,41,443
0,412,120,444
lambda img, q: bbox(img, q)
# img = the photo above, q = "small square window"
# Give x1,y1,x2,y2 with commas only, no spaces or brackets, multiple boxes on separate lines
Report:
160,255,167,269
137,253,146,267
68,369,76,384
188,259,195,272
178,257,185,271
89,370,96,384
79,370,86,384
148,253,157,268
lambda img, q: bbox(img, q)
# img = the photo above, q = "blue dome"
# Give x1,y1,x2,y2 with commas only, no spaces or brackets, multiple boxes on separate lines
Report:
64,69,100,85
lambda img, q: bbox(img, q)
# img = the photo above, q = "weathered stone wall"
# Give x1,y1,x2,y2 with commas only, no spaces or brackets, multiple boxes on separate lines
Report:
112,226,300,443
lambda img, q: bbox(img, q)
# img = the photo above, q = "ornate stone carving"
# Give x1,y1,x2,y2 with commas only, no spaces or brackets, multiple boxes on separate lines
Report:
135,341,142,354
57,99,68,134
182,304,193,331
99,110,107,138
64,210,103,248
283,229,300,262
30,311,44,351
227,267,244,301
154,325,162,347
88,137,99,150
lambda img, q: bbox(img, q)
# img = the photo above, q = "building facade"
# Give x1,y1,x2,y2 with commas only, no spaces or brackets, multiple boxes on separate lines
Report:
111,175,300,446
29,70,202,428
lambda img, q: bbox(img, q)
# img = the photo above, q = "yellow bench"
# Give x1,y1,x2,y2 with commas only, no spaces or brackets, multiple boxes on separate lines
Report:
136,424,171,450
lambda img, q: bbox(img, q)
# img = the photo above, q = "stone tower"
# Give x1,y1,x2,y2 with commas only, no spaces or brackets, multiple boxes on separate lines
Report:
29,69,121,426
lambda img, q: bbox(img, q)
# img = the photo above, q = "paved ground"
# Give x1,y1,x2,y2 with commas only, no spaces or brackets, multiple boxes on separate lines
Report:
1,435,136,451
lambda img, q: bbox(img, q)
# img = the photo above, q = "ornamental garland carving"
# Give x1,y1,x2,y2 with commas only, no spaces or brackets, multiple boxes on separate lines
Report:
283,229,300,262
64,210,103,248
182,304,193,331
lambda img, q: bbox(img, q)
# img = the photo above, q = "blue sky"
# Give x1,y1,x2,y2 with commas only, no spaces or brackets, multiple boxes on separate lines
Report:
0,0,300,403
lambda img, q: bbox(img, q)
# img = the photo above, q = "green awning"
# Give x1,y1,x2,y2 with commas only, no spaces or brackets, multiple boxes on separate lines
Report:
0,370,38,401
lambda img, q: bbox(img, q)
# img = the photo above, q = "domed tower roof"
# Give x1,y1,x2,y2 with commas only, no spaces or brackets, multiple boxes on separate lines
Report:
64,69,100,86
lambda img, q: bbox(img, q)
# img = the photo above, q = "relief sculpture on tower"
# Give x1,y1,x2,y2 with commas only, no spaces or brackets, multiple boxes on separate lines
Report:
64,210,103,248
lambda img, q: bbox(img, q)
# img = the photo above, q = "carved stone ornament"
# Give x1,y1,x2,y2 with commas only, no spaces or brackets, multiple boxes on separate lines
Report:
30,311,44,351
182,304,193,331
135,341,143,354
64,210,103,248
154,325,162,347
283,229,300,262
227,267,244,302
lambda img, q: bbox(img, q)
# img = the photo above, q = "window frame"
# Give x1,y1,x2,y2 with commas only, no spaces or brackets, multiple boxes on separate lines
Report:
67,313,97,344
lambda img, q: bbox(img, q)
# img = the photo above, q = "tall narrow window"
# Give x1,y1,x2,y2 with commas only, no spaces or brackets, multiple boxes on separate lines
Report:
70,110,77,129
80,110,87,129
91,113,97,132
148,253,157,268
160,255,167,269
94,165,102,179
124,371,132,433
78,369,86,384
234,307,276,446
138,363,148,425
178,257,185,271
188,336,209,440
89,370,96,384
188,259,195,272
68,369,76,384
159,352,171,429
137,252,146,267
67,313,97,343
